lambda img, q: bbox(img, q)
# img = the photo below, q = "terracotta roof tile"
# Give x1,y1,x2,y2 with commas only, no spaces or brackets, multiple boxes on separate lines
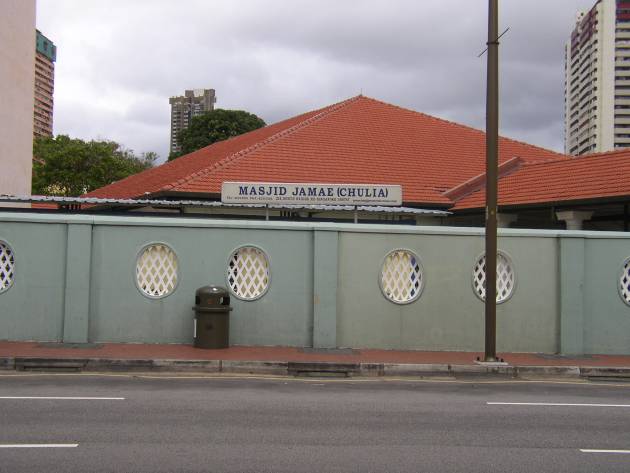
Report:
87,96,565,206
30,202,57,209
84,99,344,199
453,149,630,209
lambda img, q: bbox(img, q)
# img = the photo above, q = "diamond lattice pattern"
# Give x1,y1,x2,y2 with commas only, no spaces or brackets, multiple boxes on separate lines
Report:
472,252,515,303
621,260,630,305
0,241,15,292
227,247,270,300
136,244,178,297
381,250,422,303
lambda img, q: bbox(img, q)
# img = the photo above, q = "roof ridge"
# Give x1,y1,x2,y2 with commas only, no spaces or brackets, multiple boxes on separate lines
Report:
520,156,572,167
521,151,620,168
360,96,566,159
443,156,524,201
161,96,363,191
569,148,630,158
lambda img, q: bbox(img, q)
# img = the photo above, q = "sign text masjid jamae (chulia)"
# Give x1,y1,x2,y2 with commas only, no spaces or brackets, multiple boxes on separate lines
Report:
221,182,403,206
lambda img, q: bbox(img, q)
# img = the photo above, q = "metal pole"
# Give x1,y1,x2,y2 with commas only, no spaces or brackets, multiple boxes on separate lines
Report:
484,0,499,362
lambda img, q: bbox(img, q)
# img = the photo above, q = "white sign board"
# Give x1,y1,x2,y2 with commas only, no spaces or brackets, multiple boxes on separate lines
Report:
221,182,402,206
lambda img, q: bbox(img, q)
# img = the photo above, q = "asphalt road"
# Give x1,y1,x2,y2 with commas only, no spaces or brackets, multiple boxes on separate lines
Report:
0,374,629,473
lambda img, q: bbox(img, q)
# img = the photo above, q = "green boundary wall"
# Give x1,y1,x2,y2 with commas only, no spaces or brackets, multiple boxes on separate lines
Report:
0,212,629,354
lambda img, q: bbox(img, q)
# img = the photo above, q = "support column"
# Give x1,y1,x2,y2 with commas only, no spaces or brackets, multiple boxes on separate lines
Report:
62,223,92,343
558,237,585,355
556,210,593,230
312,230,338,348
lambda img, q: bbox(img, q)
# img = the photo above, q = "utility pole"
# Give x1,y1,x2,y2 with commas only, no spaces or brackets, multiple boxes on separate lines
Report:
484,0,499,362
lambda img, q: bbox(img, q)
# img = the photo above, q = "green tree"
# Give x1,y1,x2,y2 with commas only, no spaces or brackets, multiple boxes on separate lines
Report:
32,135,157,196
169,109,266,160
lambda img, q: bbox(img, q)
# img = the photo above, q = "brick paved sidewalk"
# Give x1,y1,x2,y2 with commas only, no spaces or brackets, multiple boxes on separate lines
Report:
1,341,630,368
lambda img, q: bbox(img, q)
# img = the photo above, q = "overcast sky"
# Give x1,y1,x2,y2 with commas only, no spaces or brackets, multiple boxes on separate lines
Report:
36,0,597,162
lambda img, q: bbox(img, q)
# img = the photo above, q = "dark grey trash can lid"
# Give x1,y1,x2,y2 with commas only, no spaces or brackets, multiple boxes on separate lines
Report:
194,285,231,312
196,286,230,298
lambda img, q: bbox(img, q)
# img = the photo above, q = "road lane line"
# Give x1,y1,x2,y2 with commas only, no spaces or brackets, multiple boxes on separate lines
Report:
0,444,78,448
580,449,630,454
488,402,630,407
0,396,124,400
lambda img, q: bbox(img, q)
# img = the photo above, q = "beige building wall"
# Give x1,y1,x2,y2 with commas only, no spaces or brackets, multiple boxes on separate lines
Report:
0,0,36,198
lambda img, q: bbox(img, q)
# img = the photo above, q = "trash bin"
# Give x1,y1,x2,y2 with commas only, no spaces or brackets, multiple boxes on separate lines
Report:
193,286,232,349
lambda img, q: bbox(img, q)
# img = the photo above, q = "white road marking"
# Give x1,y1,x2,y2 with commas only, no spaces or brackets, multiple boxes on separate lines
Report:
487,402,630,408
0,396,124,400
0,444,78,448
580,449,630,454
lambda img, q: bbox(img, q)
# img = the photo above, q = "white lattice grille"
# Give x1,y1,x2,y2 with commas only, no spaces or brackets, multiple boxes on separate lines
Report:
136,244,178,298
621,259,630,306
472,252,515,303
0,241,15,293
227,247,270,300
380,250,423,303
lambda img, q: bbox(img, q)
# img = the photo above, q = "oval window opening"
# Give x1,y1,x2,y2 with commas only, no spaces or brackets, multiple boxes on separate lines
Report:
136,243,179,298
472,251,515,303
380,249,424,304
227,246,270,301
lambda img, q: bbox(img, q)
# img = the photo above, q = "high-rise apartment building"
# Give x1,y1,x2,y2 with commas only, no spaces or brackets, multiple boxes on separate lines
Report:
33,30,56,139
169,89,217,155
564,0,630,155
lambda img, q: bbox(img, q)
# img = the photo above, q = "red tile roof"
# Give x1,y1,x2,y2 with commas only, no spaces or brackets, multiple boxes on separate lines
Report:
87,95,565,206
31,202,57,209
443,157,524,202
452,149,630,210
85,101,337,200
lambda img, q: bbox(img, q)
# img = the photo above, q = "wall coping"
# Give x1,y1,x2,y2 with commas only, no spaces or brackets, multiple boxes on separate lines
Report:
1,212,630,239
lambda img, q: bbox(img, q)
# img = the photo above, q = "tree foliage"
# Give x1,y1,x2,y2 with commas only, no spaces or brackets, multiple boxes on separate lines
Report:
32,135,157,196
169,109,266,160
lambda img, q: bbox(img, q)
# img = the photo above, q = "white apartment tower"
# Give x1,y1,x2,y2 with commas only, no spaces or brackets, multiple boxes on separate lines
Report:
564,0,630,155
169,89,216,155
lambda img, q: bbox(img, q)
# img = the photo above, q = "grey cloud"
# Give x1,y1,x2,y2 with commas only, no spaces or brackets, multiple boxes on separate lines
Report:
37,0,601,161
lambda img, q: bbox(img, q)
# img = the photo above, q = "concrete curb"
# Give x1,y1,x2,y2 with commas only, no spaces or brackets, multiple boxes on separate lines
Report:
514,365,582,378
221,360,288,375
380,363,451,377
2,357,630,380
579,366,630,378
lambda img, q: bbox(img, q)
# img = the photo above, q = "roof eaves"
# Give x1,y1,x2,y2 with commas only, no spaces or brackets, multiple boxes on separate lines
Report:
451,190,630,212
